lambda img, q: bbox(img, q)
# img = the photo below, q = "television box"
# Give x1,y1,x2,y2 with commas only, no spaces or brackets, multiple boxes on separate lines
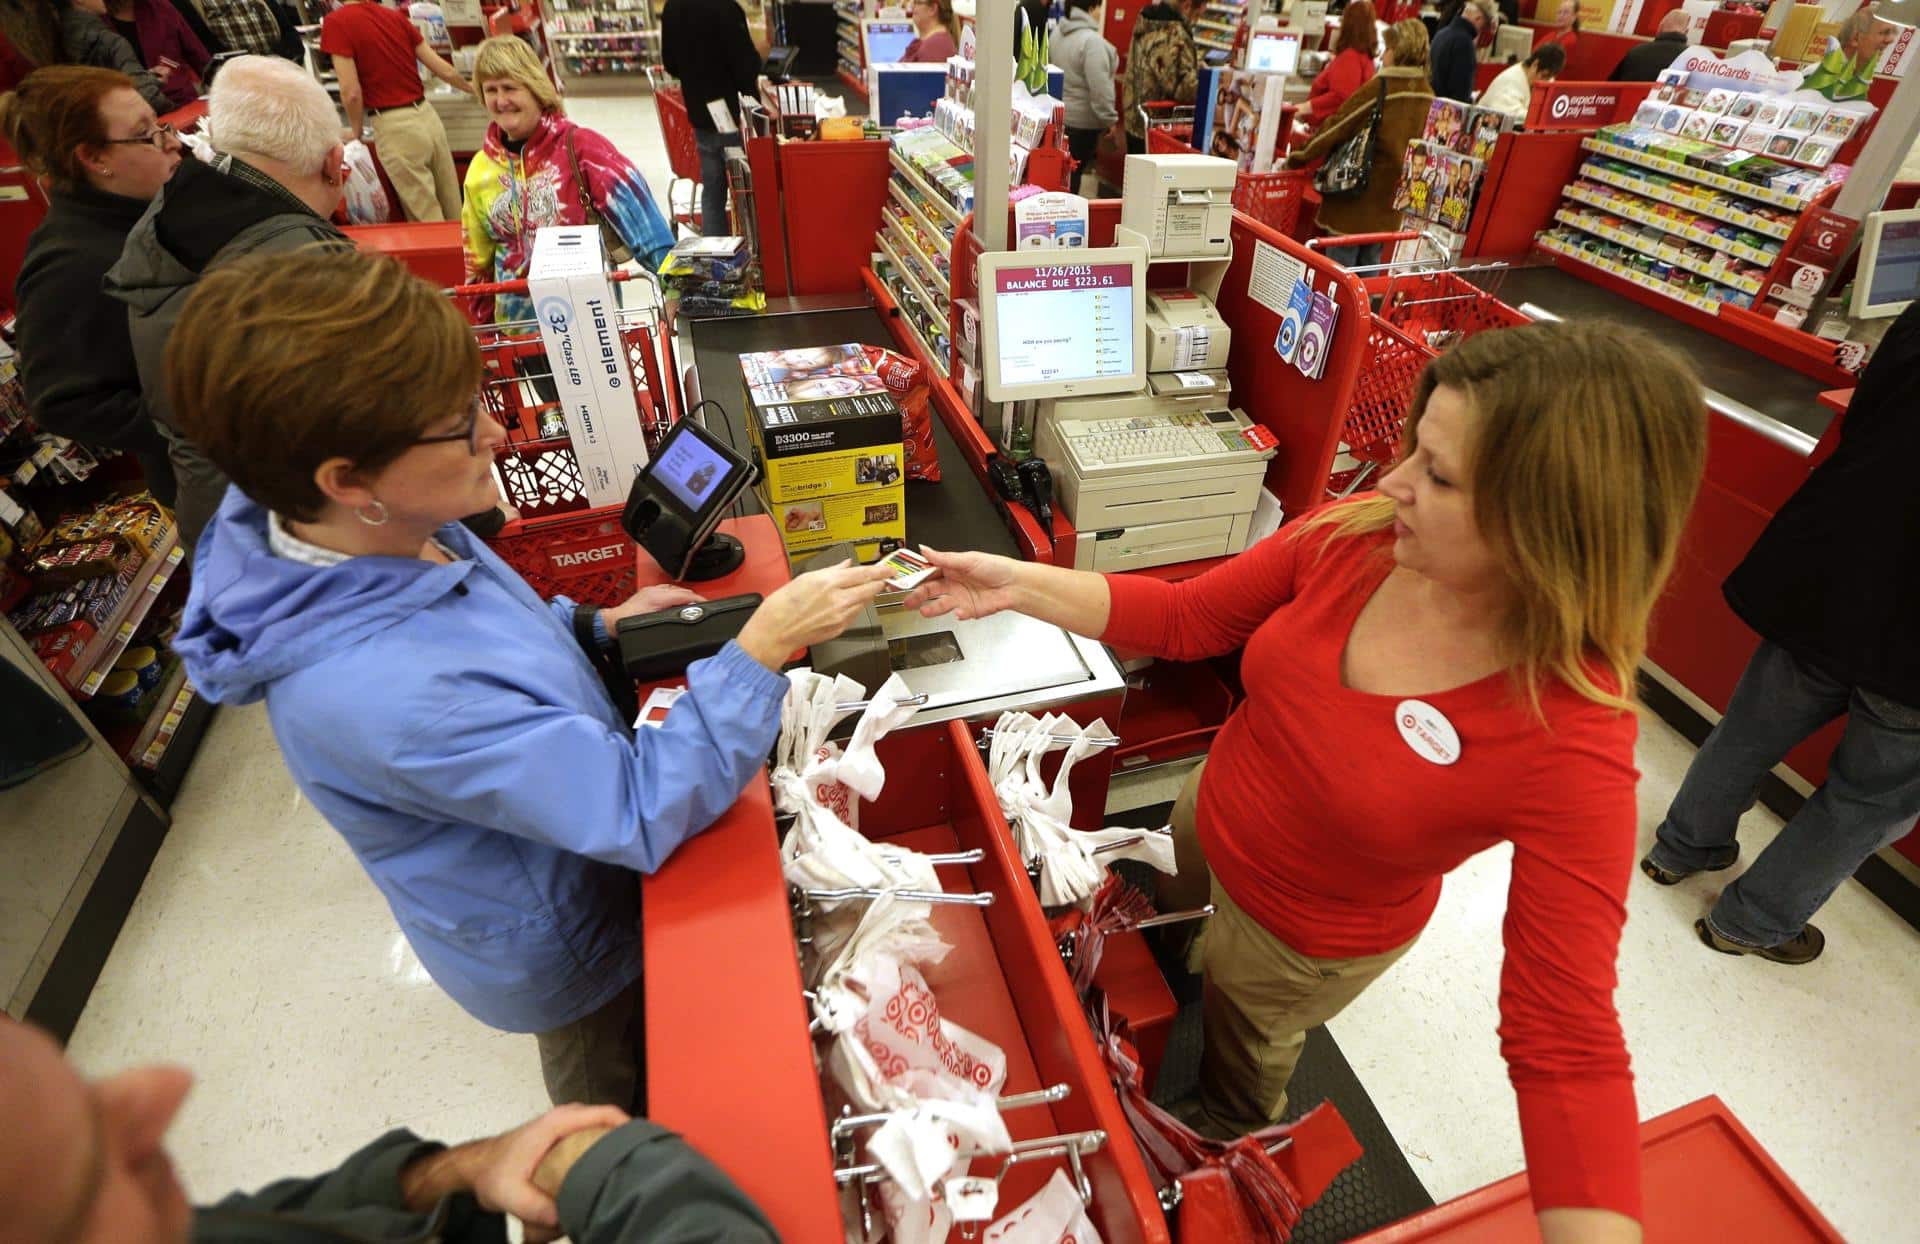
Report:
740,345,905,503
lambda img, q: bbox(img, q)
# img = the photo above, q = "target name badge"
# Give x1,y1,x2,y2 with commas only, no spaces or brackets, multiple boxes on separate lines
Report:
1394,699,1460,766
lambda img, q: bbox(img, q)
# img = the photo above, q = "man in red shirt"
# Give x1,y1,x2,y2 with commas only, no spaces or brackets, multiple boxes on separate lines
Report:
320,0,472,221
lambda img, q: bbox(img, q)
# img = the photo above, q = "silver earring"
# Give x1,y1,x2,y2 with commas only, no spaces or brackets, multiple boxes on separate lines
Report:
356,499,390,526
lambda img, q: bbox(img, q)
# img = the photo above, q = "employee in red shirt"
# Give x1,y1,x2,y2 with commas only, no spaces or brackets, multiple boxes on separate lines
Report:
905,321,1709,1243
320,0,472,221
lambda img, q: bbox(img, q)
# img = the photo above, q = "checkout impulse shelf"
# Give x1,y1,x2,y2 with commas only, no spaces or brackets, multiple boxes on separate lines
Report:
1536,232,1734,314
67,538,185,700
889,180,954,256
1552,208,1766,297
1564,180,1782,266
1577,161,1796,243
1580,136,1822,214
888,150,969,228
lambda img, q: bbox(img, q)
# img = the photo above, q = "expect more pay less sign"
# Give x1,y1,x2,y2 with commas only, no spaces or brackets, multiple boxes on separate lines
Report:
1525,81,1647,130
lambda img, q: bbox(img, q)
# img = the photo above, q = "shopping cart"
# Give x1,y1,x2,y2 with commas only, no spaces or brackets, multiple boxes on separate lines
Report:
648,65,705,234
451,268,685,605
1140,102,1313,238
1316,233,1524,498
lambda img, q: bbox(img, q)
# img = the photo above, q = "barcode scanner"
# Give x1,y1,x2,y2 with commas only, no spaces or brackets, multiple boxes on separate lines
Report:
1017,458,1054,548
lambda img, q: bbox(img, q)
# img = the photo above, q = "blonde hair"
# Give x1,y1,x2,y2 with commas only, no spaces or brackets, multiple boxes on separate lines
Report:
1299,321,1706,716
1382,18,1429,68
474,35,563,114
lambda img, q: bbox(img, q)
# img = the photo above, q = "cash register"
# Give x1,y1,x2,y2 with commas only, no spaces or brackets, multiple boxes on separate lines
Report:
978,166,1275,572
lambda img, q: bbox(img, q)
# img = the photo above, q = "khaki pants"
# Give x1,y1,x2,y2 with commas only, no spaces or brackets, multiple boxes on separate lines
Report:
1163,761,1416,1138
535,979,645,1112
370,101,460,222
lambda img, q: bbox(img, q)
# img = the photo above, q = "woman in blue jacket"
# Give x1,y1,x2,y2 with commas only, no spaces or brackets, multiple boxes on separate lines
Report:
169,247,891,1112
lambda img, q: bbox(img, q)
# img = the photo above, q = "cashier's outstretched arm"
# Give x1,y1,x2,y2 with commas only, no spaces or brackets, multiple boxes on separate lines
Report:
905,547,1111,637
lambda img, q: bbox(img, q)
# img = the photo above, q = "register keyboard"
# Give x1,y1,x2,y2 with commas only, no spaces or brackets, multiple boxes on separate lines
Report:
1055,409,1276,476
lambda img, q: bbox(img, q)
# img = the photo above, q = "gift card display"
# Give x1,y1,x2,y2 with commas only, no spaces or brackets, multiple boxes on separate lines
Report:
1796,137,1839,167
1766,131,1803,158
1753,99,1785,128
1656,106,1691,133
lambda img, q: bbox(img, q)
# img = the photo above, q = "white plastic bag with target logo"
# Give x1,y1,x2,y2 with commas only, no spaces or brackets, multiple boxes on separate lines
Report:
340,139,392,224
983,1169,1104,1244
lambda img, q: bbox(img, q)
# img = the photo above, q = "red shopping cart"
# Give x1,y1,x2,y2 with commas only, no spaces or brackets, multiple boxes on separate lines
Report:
648,66,704,234
1316,234,1525,498
450,269,685,604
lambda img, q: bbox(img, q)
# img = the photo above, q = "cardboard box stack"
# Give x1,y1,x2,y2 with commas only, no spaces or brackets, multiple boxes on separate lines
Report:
739,344,906,563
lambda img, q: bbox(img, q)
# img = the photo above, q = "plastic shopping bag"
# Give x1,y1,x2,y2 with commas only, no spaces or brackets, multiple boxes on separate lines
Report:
982,1169,1104,1244
341,140,392,224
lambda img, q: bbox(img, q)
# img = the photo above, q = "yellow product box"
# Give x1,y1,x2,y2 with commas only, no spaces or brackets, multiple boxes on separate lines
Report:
739,344,906,502
769,484,906,562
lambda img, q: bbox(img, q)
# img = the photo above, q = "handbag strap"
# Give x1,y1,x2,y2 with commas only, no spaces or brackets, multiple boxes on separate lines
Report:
563,129,597,221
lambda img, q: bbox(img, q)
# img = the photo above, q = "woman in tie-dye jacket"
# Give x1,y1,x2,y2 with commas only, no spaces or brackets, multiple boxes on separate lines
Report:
460,36,674,324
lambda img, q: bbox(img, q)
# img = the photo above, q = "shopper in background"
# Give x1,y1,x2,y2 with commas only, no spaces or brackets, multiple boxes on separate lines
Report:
1610,9,1689,81
90,0,204,107
6,66,179,504
461,35,674,325
168,247,891,1114
907,321,1707,1243
1055,0,1118,196
0,0,170,109
106,53,346,549
321,0,470,222
660,0,761,235
1478,40,1562,119
1306,0,1377,131
1284,17,1430,268
0,1019,780,1242
199,0,300,61
1543,0,1580,55
1428,0,1492,102
1801,4,1894,102
902,0,959,62
1122,0,1203,153
1644,303,1920,966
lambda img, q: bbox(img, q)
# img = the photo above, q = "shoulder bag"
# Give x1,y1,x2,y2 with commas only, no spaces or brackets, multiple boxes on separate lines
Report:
564,129,635,265
1314,77,1388,200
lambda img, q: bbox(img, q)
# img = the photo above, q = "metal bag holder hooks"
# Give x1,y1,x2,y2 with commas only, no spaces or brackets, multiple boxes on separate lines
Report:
834,1127,1109,1237
827,1083,1072,1164
1056,905,1215,973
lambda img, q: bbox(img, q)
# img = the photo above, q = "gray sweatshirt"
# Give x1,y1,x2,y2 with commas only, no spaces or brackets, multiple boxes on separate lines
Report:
1053,10,1119,130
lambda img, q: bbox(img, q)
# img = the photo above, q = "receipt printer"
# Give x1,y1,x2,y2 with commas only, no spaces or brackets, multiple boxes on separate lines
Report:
1119,154,1236,260
1145,290,1231,373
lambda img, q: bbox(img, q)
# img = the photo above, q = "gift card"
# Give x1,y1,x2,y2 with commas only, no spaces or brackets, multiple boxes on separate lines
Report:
1726,94,1761,121
1816,109,1862,141
634,686,686,729
1781,104,1825,136
1709,118,1747,147
1698,88,1736,115
878,546,936,592
1735,125,1773,153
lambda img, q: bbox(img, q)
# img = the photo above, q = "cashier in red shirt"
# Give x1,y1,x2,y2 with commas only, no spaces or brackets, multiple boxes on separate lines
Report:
320,0,473,221
905,321,1708,1243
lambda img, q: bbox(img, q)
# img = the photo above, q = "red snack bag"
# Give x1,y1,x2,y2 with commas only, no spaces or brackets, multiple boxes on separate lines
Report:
32,619,96,683
859,345,941,482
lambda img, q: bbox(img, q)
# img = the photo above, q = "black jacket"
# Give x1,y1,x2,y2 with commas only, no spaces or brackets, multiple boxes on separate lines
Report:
191,1120,778,1243
1611,30,1688,82
660,0,761,133
14,184,177,504
1428,16,1478,103
1722,302,1920,706
59,7,172,111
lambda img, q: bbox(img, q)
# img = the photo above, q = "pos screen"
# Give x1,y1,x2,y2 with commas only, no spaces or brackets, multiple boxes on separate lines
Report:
978,245,1148,403
1852,208,1920,319
650,420,746,516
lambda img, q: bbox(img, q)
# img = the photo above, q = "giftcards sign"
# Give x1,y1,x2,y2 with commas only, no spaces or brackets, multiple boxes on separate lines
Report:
1663,47,1805,95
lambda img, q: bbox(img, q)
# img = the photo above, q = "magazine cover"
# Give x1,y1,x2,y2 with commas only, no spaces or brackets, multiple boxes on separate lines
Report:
1206,70,1288,173
1423,98,1470,152
740,344,890,407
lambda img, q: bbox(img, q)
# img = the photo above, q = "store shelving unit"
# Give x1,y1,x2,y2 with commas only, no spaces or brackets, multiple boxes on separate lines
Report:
548,0,660,81
1551,208,1766,297
1563,181,1782,266
1536,233,1734,314
1577,161,1794,243
1195,0,1245,58
67,538,184,700
1581,134,1817,212
835,0,866,95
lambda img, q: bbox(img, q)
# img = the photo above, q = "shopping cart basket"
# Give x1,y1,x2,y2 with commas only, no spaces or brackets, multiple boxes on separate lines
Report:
1142,103,1312,238
452,268,684,605
1316,234,1524,497
648,65,704,234
1140,102,1196,154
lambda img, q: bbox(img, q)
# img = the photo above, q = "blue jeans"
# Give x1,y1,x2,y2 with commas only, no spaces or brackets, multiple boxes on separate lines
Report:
1650,640,1920,947
1322,241,1384,270
695,126,741,236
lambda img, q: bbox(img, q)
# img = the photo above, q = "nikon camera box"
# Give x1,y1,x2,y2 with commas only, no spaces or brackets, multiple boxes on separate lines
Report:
739,344,907,560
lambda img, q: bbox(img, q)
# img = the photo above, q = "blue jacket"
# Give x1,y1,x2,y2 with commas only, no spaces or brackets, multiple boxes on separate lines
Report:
173,490,788,1033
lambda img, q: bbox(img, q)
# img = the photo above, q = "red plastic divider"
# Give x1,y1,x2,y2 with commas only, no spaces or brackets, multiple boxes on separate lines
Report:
783,138,894,295
1466,130,1590,258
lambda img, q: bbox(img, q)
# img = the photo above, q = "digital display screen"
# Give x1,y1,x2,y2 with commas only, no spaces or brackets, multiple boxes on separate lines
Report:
990,263,1137,390
864,20,918,64
651,428,733,514
1246,33,1300,75
1867,219,1920,309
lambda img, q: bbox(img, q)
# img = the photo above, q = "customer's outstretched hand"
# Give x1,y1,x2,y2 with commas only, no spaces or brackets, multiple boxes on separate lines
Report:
737,560,893,670
902,546,1020,621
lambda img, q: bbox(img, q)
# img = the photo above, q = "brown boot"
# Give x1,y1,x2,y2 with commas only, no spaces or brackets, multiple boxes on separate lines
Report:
1694,917,1825,965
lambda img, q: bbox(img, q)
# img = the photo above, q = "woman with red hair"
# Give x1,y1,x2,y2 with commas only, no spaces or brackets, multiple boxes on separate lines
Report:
1307,0,1379,130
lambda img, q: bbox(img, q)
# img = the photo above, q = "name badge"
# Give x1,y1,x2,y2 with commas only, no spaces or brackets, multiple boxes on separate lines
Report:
1395,699,1460,766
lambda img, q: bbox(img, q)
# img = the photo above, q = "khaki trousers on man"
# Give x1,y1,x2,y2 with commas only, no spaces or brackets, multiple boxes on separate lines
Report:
535,978,645,1112
1161,762,1417,1139
370,101,461,222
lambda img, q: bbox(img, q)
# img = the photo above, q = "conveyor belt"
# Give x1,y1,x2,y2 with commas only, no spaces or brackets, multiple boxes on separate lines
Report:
685,306,1018,560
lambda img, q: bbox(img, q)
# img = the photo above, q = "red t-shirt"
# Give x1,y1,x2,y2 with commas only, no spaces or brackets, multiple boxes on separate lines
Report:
320,1,425,109
1101,519,1642,1221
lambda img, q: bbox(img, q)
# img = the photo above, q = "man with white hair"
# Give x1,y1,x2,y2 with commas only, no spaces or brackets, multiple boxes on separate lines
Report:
107,54,348,549
1430,0,1496,101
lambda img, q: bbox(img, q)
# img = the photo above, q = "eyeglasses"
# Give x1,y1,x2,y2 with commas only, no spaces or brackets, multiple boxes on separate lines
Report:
413,397,505,453
103,121,178,150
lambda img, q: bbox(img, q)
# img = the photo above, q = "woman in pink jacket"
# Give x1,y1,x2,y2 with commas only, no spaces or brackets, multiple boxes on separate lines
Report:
1307,0,1377,130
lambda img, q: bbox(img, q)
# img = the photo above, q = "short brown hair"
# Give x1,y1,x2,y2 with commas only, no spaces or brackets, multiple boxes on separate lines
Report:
1333,1,1379,57
0,66,132,191
166,247,483,521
